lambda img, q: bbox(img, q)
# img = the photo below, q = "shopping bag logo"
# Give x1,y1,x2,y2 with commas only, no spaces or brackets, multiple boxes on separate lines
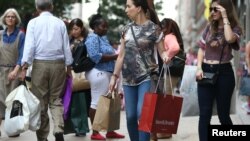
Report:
155,120,175,126
10,100,23,118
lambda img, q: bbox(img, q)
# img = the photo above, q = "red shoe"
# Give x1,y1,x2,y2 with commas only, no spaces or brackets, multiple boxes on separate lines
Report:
91,133,106,140
106,131,125,139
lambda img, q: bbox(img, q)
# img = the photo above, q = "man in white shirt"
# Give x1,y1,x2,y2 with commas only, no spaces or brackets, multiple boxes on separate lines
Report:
20,0,73,141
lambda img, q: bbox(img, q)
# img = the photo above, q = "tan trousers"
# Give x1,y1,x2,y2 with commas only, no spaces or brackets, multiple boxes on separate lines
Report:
31,60,66,141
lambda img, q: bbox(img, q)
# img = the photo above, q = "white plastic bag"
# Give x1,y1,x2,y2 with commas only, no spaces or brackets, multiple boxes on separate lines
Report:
4,85,30,136
26,88,41,131
180,65,199,117
180,65,218,116
4,84,41,135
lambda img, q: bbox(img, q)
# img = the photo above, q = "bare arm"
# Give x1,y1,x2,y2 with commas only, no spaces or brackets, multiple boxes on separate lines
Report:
217,5,238,43
113,39,125,77
8,65,21,80
223,18,238,43
109,38,125,91
196,48,204,80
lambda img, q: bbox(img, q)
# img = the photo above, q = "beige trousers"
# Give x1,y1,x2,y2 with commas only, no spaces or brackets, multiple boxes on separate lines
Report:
31,60,66,141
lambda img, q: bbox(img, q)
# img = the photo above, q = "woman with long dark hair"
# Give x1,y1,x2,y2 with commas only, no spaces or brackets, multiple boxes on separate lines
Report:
152,18,184,140
109,0,168,140
196,0,242,141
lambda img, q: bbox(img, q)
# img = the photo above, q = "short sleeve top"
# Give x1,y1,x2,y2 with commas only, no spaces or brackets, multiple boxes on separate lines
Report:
85,33,116,72
198,24,241,62
121,20,162,86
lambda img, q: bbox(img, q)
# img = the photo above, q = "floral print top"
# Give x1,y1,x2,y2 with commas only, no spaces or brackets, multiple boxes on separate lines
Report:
121,20,162,86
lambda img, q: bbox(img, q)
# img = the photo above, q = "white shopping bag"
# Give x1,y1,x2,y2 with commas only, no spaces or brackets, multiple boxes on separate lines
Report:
26,88,41,131
4,85,30,136
180,65,219,117
4,84,41,135
180,65,199,117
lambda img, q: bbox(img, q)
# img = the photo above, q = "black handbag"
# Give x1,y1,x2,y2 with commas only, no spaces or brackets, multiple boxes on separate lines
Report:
196,44,225,86
169,49,186,77
71,40,95,73
196,72,218,85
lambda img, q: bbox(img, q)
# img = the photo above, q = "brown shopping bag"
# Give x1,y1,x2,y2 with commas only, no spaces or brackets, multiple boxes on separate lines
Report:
139,64,183,134
92,91,121,132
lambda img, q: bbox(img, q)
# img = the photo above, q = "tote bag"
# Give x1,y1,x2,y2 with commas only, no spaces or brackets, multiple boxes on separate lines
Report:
139,65,183,134
64,92,89,134
92,91,121,132
63,76,73,120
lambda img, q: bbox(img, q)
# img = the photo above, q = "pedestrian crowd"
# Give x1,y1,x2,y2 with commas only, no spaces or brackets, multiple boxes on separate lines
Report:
0,0,247,141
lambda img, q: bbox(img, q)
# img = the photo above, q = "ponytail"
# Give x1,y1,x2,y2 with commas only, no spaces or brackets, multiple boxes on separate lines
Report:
147,8,160,27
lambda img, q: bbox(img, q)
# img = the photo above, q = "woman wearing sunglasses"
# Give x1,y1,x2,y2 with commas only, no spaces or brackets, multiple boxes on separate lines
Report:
196,0,242,141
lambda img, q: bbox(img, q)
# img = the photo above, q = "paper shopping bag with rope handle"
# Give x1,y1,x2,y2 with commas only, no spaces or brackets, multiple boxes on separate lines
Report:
92,91,121,132
139,64,183,134
138,93,183,134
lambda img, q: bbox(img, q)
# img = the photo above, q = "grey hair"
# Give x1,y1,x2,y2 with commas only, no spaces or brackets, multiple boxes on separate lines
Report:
35,0,53,11
0,8,21,27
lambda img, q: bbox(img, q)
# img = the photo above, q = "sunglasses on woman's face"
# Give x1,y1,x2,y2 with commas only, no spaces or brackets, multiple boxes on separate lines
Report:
209,7,218,13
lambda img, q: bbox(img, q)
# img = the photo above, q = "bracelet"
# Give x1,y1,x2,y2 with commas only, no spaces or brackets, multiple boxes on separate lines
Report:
222,17,228,19
224,22,230,25
197,67,202,71
112,74,119,79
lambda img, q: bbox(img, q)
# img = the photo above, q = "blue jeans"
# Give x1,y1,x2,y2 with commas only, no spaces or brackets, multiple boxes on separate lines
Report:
123,80,151,141
198,63,234,141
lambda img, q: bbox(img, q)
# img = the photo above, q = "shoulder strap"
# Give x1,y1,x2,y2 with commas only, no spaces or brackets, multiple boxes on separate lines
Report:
218,44,225,64
130,25,149,69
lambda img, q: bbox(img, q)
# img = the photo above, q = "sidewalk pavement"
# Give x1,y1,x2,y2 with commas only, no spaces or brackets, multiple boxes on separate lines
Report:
1,93,249,141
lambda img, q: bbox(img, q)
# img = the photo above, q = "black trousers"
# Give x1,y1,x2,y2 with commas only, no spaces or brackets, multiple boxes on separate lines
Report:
198,63,234,141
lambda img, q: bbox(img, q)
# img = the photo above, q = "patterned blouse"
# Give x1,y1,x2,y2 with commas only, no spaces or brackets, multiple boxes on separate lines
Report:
121,20,162,86
85,33,115,72
198,24,241,62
